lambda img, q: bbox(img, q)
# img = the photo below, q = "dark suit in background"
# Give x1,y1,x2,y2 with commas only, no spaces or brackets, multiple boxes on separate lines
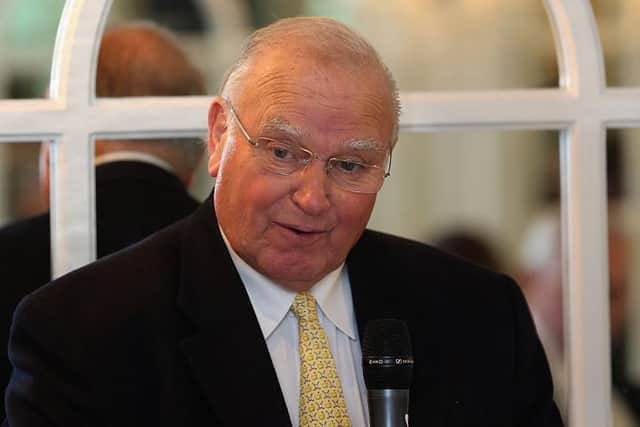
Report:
4,197,560,426
0,20,206,419
0,160,200,418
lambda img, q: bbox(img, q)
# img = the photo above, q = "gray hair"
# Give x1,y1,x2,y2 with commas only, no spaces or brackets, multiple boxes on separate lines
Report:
219,16,400,146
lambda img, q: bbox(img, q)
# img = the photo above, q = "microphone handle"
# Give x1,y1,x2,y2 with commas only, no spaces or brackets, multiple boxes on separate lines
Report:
367,389,409,427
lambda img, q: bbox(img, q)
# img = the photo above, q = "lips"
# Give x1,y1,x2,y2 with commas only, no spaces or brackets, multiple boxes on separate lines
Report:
272,221,328,245
276,222,322,234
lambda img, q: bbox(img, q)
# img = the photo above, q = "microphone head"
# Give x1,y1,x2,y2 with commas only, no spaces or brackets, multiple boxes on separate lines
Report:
362,319,414,389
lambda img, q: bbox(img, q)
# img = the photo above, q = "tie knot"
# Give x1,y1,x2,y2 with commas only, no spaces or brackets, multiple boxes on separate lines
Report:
291,291,317,321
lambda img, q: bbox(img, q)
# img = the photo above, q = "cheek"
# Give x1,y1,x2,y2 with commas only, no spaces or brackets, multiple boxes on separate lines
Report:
334,195,376,237
237,177,296,225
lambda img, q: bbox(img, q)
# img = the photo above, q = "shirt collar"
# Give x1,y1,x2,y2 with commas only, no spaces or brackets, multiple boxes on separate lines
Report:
95,151,175,174
219,227,356,340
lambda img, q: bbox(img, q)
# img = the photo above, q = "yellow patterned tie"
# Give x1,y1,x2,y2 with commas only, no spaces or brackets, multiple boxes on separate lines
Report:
290,291,352,427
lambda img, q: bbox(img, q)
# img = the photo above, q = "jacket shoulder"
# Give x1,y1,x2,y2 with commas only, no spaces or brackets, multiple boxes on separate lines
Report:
16,217,188,333
0,213,49,252
348,228,527,339
351,228,510,289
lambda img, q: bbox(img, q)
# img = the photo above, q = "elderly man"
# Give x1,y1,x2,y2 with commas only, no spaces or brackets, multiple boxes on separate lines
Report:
4,17,561,427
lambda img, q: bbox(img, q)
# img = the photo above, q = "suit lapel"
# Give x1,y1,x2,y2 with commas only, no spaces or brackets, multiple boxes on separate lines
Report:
176,197,292,427
346,230,391,340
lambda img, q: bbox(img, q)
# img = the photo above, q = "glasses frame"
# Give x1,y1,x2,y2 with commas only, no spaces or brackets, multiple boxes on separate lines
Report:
225,101,392,194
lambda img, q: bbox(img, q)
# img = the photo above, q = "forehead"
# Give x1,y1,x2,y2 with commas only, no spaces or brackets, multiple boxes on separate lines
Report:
235,48,395,147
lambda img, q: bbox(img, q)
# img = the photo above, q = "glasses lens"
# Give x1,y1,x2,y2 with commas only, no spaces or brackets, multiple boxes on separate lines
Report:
255,138,310,175
328,158,384,194
251,135,386,194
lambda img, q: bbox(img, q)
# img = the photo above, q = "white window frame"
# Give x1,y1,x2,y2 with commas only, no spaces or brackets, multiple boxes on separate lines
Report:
0,1,627,425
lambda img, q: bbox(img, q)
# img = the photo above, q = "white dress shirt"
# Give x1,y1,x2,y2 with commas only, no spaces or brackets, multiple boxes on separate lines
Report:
221,230,369,427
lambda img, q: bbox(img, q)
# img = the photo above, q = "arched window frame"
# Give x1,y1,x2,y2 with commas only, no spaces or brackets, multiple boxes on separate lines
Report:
0,1,627,425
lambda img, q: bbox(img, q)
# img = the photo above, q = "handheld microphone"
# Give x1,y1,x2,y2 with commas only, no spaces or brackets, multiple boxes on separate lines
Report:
362,319,414,427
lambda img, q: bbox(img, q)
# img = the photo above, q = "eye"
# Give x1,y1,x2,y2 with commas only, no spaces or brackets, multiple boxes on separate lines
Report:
272,146,290,159
261,139,298,162
335,159,366,173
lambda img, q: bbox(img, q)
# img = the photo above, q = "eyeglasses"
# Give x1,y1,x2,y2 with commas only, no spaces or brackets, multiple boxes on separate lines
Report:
226,101,392,194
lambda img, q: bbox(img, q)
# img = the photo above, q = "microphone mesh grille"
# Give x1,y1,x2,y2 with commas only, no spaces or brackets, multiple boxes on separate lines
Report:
362,319,412,356
362,319,413,389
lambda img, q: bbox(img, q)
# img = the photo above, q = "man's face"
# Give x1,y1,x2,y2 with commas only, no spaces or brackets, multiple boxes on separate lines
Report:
208,51,395,291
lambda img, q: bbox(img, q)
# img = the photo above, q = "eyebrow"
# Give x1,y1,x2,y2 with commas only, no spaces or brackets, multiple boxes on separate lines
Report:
262,117,387,152
342,138,387,152
262,117,304,140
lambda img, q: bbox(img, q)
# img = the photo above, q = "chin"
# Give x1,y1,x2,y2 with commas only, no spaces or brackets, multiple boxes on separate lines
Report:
263,259,327,288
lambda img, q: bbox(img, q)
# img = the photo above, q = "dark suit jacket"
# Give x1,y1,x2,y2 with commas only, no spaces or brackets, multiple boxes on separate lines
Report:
0,161,200,420
4,195,562,426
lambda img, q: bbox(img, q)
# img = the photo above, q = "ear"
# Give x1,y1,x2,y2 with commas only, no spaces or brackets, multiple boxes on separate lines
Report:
38,141,51,208
207,96,227,177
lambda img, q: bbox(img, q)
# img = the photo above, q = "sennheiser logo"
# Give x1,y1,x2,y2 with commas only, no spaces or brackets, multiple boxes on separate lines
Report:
365,356,414,366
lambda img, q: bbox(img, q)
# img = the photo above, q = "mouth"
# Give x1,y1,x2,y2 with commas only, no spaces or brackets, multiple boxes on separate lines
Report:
272,221,330,244
276,222,323,235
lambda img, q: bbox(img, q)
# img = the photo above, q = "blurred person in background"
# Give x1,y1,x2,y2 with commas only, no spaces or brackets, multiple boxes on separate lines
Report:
0,22,206,419
431,227,503,272
518,206,639,426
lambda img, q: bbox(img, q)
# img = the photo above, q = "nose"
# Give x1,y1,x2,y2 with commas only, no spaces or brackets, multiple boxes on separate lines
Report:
291,161,332,216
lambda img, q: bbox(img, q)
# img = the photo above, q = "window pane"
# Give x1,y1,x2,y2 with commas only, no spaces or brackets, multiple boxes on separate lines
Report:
0,142,46,227
0,0,65,99
105,0,558,95
105,0,232,96
611,128,640,425
593,0,640,87
369,130,559,256
339,0,559,91
97,136,210,204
